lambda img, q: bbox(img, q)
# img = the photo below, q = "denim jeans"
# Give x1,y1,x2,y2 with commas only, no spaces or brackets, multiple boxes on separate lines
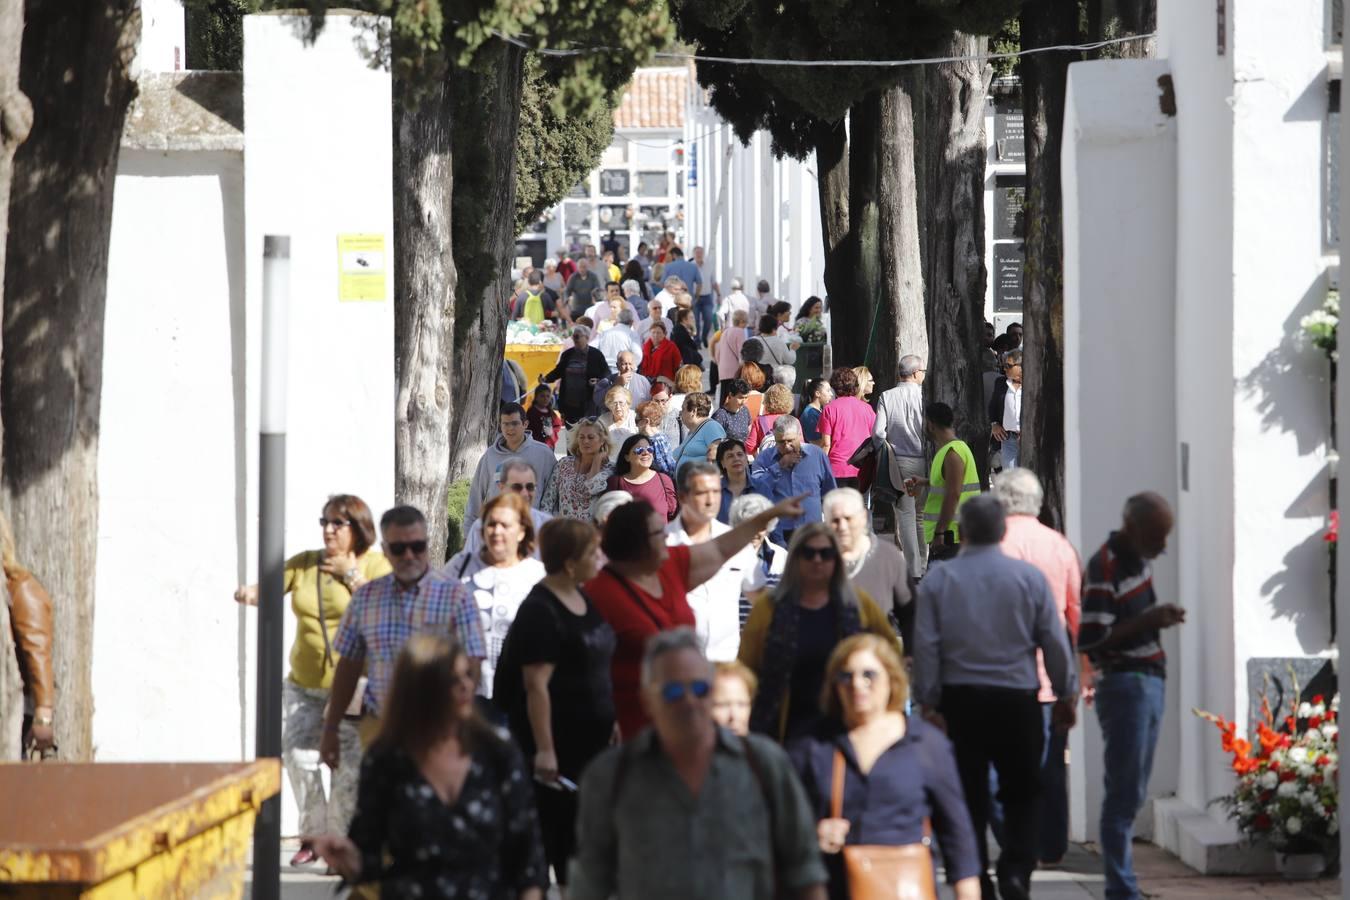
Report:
695,294,716,344
1001,433,1021,469
1096,671,1166,900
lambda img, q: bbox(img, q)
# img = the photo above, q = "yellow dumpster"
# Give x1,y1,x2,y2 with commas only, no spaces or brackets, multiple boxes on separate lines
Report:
0,759,280,899
505,343,564,401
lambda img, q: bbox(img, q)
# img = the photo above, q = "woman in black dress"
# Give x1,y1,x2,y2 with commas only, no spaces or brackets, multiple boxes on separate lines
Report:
494,518,618,889
541,324,610,423
311,634,547,900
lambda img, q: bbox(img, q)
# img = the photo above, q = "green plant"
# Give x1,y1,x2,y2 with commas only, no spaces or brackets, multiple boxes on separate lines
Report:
445,477,472,560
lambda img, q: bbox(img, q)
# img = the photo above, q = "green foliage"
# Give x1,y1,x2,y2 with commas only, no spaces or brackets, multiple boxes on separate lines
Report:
515,55,617,233
184,0,258,70
445,477,472,557
990,16,1021,80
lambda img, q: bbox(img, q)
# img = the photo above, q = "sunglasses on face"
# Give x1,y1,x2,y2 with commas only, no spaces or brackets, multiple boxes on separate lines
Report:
506,482,537,493
799,545,838,562
319,518,351,530
834,668,882,686
631,446,654,456
660,679,712,703
387,540,429,557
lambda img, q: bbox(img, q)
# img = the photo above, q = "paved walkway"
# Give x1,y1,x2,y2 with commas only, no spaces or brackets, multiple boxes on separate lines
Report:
257,839,1341,898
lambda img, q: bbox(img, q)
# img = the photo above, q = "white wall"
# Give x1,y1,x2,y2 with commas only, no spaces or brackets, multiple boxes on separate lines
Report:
139,0,185,73
95,149,246,761
1062,58,1180,843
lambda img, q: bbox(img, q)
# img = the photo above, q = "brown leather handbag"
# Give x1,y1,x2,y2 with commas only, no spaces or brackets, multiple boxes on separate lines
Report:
832,748,937,900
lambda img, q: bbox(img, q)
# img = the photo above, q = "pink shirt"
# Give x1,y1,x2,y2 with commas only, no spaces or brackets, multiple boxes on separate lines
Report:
1001,515,1083,702
715,327,748,376
817,396,877,478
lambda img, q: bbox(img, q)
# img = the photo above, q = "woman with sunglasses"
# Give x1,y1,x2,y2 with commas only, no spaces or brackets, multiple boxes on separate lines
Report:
607,433,677,522
542,419,614,521
493,518,617,891
789,634,981,900
234,495,390,863
738,523,900,743
586,492,807,738
311,633,548,898
441,492,545,715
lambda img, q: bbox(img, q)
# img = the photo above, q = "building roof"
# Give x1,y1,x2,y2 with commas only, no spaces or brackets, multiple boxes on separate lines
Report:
613,66,689,131
122,72,243,152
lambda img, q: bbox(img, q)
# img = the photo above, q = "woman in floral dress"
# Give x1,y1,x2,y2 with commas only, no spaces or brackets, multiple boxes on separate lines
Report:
541,419,613,521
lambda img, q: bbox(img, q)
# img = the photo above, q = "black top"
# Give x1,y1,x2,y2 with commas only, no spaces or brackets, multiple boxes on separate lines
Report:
544,346,610,420
788,718,982,898
785,603,838,741
494,584,618,776
348,740,548,898
671,322,703,366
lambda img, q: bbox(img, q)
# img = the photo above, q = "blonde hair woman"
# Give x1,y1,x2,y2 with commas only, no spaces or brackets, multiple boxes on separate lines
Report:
791,634,981,900
600,385,637,462
541,419,613,520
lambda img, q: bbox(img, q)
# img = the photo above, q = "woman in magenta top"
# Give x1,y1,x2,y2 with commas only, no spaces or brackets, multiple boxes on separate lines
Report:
607,434,678,521
817,366,877,489
585,492,807,738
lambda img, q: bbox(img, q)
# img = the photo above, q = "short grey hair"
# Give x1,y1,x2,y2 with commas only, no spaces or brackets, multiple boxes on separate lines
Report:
959,494,1006,545
571,324,592,340
992,468,1043,517
730,277,743,290
593,490,634,524
676,460,720,494
640,626,709,686
622,279,641,296
773,415,802,440
822,487,867,520
898,355,924,378
618,308,635,326
497,457,534,484
730,493,776,531
772,365,796,387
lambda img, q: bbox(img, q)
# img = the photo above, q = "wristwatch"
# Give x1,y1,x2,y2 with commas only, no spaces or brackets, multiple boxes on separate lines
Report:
343,568,360,586
33,712,53,728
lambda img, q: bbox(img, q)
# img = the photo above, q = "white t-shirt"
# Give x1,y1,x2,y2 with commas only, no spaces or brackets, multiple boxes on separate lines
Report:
665,517,755,662
1003,382,1023,432
438,553,546,698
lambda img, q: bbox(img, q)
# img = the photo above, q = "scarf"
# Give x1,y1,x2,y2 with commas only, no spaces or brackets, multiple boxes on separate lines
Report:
749,588,865,740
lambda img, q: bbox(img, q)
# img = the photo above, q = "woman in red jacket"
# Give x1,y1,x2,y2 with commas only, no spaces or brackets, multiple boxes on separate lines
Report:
639,320,682,387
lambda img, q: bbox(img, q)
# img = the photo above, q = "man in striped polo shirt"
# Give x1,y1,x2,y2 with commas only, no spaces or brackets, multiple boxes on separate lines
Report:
1079,492,1184,900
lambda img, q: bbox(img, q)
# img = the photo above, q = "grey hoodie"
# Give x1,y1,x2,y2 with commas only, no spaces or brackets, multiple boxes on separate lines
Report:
465,433,558,522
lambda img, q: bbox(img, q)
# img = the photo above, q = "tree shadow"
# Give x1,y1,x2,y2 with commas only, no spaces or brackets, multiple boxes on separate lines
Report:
1261,521,1334,653
1237,274,1333,457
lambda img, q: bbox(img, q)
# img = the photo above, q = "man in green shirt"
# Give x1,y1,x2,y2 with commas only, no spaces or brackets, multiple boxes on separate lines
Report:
570,628,827,900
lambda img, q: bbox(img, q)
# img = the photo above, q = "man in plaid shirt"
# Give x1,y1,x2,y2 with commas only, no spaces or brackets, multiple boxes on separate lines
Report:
320,505,486,770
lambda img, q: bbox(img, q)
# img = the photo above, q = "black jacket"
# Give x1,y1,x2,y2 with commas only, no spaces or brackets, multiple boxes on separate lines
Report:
672,323,703,366
988,375,1010,427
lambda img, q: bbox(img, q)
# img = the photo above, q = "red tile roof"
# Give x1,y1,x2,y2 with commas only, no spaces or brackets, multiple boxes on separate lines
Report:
613,66,689,130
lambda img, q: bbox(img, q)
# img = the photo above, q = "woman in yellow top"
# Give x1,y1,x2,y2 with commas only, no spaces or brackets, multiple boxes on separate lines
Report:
235,494,391,864
738,523,901,743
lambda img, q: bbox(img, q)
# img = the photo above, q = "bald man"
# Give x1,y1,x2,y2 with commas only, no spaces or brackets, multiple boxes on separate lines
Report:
1079,492,1183,900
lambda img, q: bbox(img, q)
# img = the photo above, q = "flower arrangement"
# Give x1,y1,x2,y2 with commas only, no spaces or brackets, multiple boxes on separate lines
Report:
1301,289,1338,361
1194,690,1340,858
796,317,827,343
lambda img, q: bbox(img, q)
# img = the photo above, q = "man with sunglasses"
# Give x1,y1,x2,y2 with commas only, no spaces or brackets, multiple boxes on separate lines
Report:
571,627,827,900
319,505,487,771
461,459,552,560
988,349,1024,470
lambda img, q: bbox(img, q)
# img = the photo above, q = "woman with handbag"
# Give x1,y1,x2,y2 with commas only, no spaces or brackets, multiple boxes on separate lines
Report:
235,494,391,863
789,633,981,900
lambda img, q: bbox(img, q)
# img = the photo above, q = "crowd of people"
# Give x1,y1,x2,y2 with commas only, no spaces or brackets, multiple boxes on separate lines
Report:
230,240,1185,900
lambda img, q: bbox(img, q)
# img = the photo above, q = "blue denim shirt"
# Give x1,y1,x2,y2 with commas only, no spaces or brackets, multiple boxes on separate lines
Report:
748,444,836,544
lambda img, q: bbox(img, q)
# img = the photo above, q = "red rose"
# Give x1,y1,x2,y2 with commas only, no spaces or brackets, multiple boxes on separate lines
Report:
1254,813,1273,830
1311,716,1324,728
1280,770,1298,783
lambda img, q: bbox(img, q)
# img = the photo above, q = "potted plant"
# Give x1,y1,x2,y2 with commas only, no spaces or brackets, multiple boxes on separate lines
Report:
1195,691,1340,878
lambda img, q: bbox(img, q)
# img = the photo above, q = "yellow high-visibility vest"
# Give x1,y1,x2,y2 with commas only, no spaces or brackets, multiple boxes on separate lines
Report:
922,439,981,543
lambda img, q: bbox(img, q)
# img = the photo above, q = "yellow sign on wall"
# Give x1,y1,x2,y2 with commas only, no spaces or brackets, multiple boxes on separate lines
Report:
337,234,387,301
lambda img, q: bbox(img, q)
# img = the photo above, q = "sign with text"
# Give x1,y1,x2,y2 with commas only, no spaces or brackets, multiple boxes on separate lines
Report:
994,174,1026,241
337,234,387,302
994,242,1024,312
599,168,631,197
994,100,1025,163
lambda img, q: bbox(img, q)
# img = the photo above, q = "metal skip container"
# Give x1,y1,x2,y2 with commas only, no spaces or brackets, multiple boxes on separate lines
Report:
0,760,280,898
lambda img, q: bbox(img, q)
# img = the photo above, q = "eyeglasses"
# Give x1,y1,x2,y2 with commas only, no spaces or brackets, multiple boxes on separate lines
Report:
660,679,712,703
631,446,654,456
319,518,351,530
386,540,428,557
506,482,537,493
834,668,882,686
799,546,838,562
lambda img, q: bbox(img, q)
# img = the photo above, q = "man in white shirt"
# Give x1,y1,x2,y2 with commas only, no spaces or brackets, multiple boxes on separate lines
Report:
874,354,929,578
595,309,644,371
636,299,666,341
655,275,686,316
718,277,750,327
664,462,754,661
990,349,1023,470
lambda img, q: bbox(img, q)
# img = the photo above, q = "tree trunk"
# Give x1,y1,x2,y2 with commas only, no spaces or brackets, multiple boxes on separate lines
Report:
922,34,992,484
812,119,850,312
392,75,459,563
836,92,880,370
446,43,525,495
1113,0,1157,58
2,1,140,760
876,75,927,394
1019,0,1078,529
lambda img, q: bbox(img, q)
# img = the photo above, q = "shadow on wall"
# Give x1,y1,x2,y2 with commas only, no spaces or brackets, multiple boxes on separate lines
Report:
1238,275,1334,458
1262,521,1334,653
